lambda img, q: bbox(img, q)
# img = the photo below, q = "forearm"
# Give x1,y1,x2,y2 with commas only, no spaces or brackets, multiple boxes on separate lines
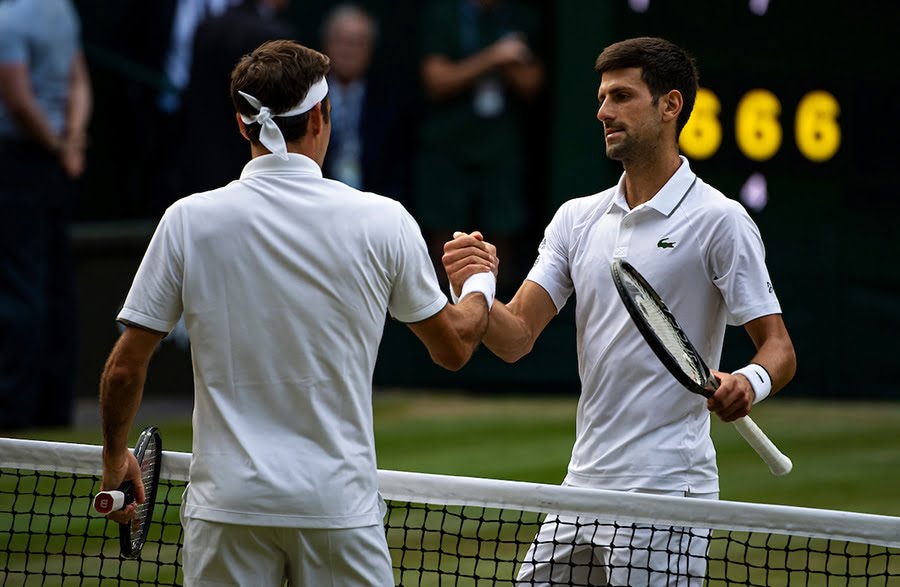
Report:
501,61,544,100
422,52,499,100
482,299,535,363
65,53,92,143
439,295,490,370
8,101,60,153
457,293,491,347
747,334,796,395
100,356,148,460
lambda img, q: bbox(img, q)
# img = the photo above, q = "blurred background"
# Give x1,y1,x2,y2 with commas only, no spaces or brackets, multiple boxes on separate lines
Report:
6,0,899,421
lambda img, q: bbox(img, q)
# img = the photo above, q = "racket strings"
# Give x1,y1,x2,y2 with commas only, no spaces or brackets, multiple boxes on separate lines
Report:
132,437,160,547
626,280,706,385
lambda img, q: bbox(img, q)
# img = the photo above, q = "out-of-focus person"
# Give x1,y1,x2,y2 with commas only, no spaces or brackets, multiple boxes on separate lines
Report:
114,0,241,214
0,0,91,430
321,3,415,206
180,0,295,195
416,0,544,289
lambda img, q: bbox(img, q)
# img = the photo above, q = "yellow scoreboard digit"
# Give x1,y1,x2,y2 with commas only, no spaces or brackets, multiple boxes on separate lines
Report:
680,88,840,164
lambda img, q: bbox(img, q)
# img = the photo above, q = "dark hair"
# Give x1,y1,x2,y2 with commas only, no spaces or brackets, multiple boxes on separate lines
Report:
230,40,331,144
594,37,699,136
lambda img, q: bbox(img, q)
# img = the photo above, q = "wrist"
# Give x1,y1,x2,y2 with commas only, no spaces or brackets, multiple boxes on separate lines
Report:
459,271,496,310
62,128,88,151
733,363,772,404
48,136,64,156
102,448,128,467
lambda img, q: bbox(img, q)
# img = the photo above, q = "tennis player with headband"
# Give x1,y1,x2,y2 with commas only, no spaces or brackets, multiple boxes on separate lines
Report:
443,37,797,585
98,40,495,586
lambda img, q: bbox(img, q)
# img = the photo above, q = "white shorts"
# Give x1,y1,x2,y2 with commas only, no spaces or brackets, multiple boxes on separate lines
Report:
181,517,394,587
515,489,718,587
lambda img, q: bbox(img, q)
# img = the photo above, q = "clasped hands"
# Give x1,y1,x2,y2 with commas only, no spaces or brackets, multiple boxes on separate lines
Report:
442,231,499,299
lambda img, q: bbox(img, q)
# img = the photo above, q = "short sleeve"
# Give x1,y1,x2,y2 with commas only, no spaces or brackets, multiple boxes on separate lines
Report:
387,205,447,323
708,205,782,326
0,9,26,65
525,202,575,312
117,205,186,333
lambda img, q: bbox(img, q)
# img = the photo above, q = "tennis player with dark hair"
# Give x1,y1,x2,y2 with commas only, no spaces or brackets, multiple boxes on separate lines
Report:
444,37,796,585
99,39,495,586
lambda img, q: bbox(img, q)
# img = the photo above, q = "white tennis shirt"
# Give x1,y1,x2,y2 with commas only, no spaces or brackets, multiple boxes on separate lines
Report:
528,157,781,493
118,154,447,528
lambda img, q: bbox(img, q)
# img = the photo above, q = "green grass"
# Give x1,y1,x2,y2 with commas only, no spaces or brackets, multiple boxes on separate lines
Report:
4,393,899,586
11,392,900,515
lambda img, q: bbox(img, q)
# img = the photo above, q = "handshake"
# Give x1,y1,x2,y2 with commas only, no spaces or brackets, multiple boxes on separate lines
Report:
443,231,499,310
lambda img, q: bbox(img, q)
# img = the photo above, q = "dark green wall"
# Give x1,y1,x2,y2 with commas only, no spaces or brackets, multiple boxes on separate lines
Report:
69,1,900,400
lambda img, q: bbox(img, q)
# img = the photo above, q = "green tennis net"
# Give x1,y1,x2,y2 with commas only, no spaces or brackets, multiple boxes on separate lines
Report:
2,437,899,586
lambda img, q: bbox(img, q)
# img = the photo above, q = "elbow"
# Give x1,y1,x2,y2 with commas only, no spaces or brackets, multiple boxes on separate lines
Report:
439,356,467,373
495,346,529,364
101,359,143,396
431,343,473,372
488,330,534,364
785,346,798,384
103,365,138,392
432,353,468,372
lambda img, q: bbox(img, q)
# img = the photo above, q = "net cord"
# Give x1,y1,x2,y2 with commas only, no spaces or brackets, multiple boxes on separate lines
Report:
2,437,898,549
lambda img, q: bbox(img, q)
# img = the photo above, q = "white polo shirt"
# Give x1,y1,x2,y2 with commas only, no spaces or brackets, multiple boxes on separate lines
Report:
118,153,446,528
528,157,781,493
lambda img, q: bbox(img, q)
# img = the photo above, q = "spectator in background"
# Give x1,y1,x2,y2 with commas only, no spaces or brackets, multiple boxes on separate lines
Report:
0,0,92,429
180,0,294,195
417,0,544,290
114,0,241,215
321,3,416,206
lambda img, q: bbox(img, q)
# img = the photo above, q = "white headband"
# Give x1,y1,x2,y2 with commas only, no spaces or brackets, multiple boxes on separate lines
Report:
238,77,329,160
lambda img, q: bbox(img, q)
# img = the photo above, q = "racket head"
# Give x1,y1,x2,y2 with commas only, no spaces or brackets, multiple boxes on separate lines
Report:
119,426,162,559
610,259,717,397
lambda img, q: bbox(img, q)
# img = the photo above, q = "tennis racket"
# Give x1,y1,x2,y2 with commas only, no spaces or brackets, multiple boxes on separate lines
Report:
610,259,792,476
93,426,163,558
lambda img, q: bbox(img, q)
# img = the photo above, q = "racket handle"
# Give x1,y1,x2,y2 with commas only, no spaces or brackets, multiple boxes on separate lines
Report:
93,490,128,514
732,416,793,476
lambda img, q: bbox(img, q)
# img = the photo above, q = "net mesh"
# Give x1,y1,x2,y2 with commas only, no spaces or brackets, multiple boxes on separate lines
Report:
2,438,899,586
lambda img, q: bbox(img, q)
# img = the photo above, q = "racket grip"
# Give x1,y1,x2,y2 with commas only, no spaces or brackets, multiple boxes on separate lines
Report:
732,416,793,476
93,490,128,515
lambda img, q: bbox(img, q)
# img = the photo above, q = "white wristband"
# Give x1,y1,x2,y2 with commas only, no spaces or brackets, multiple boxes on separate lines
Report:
733,363,772,404
458,272,495,310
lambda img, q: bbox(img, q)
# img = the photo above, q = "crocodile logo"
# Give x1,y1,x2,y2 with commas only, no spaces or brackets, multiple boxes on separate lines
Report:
657,237,676,249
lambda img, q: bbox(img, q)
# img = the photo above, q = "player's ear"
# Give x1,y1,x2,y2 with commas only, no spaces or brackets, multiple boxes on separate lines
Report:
661,89,683,124
309,102,325,136
236,113,251,141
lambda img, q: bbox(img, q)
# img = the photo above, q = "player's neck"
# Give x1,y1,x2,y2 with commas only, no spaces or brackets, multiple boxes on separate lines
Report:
622,150,682,208
249,139,325,168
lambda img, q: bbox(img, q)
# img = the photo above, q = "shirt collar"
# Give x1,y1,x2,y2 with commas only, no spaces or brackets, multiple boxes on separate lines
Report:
240,152,323,180
606,156,697,216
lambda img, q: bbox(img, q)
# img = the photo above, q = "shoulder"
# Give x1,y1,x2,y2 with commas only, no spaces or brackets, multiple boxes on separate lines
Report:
163,182,242,222
680,177,752,225
323,179,412,222
677,178,764,255
0,1,26,35
551,187,616,228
